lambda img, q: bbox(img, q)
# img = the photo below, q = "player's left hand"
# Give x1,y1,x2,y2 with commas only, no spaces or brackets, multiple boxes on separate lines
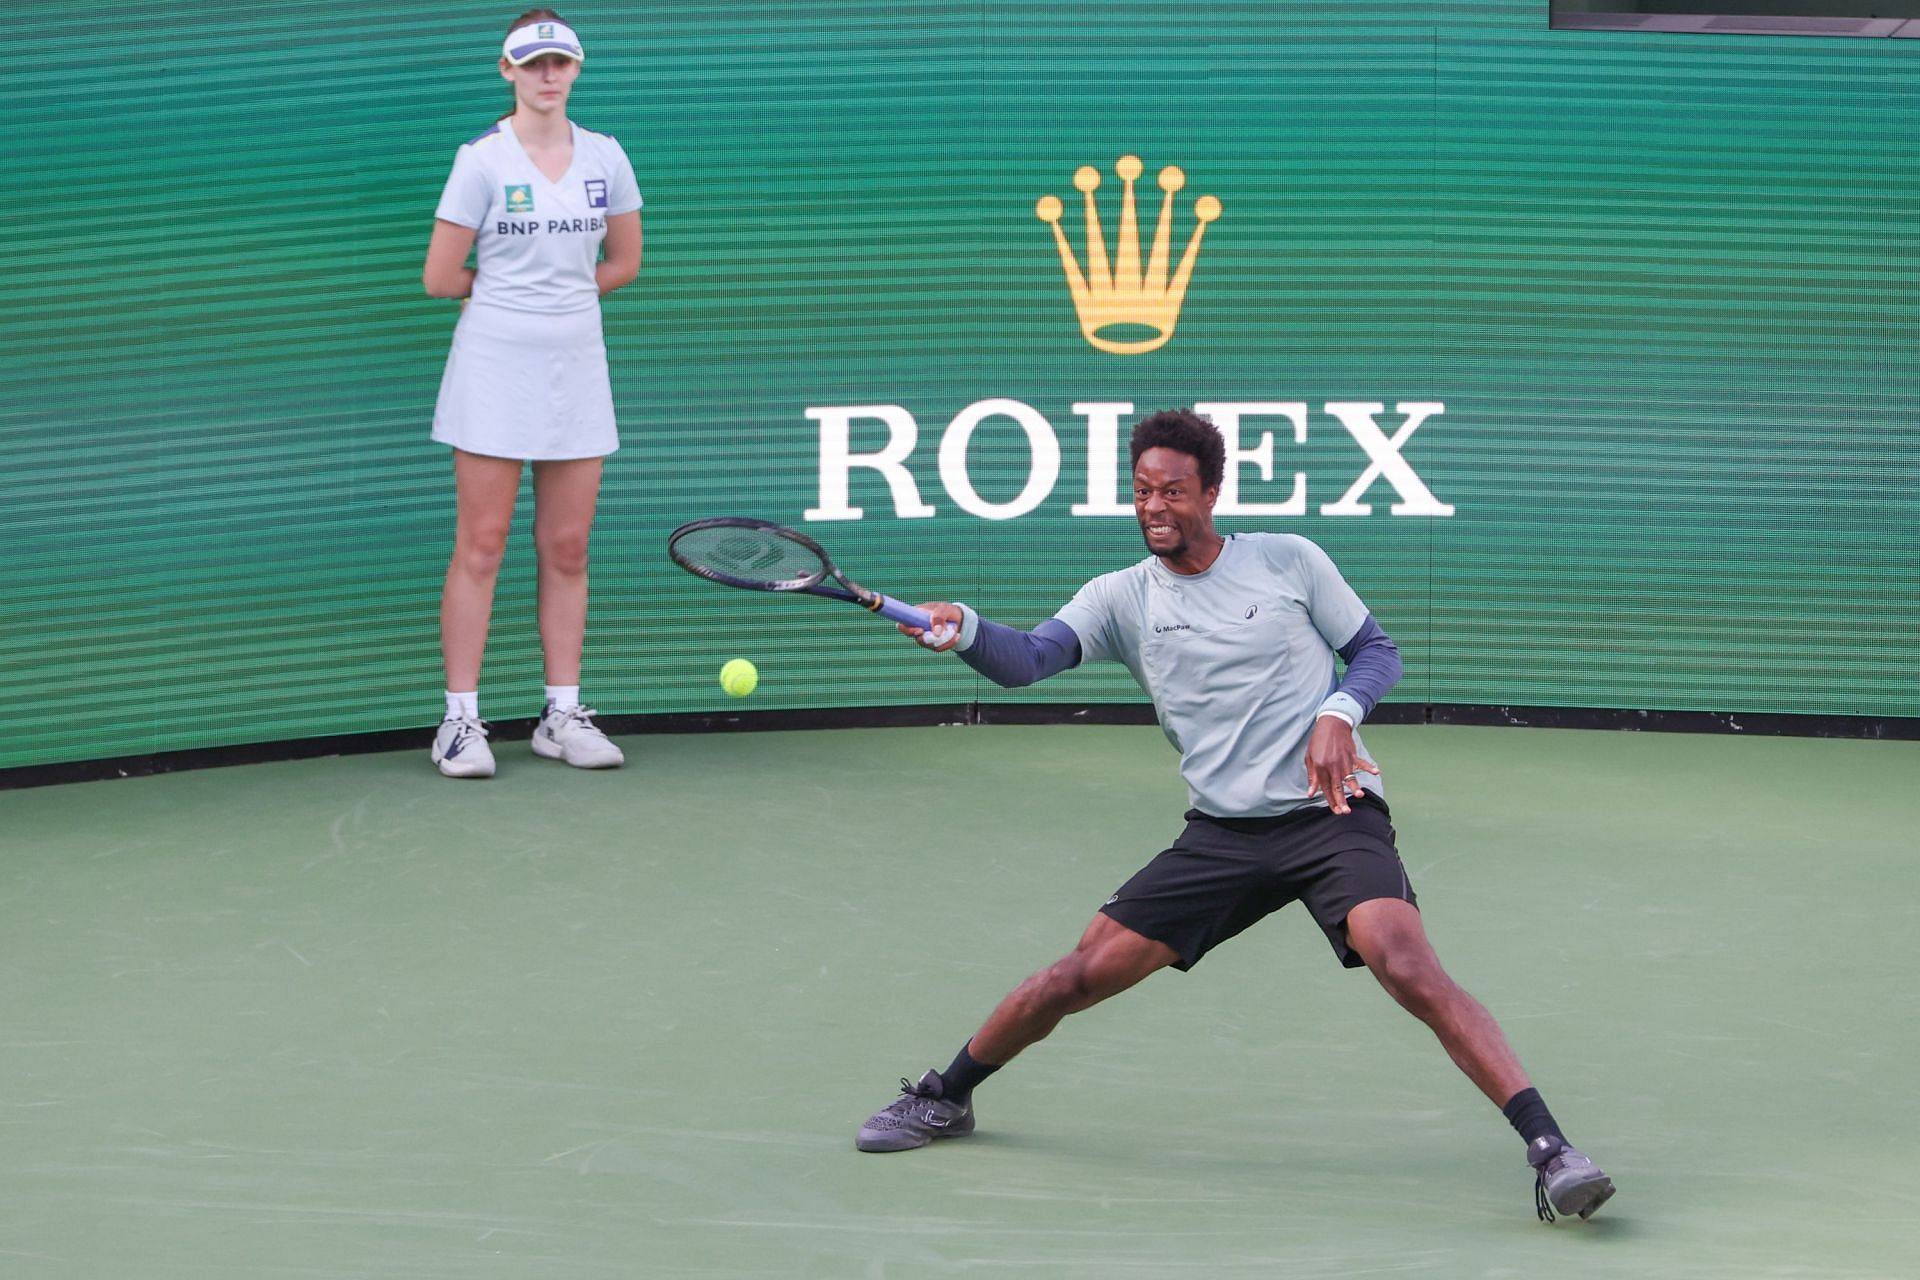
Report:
1305,715,1379,815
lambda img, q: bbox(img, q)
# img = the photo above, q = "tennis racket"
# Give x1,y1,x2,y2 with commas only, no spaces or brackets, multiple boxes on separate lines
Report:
667,517,933,630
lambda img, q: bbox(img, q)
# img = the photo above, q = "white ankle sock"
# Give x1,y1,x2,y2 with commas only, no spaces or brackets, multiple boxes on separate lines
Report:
545,685,580,712
445,691,479,720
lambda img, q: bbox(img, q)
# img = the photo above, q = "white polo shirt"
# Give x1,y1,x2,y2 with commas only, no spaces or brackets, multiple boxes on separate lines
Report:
434,118,642,314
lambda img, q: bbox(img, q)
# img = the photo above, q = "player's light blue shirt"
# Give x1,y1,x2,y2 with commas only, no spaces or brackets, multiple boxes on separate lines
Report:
1052,532,1378,819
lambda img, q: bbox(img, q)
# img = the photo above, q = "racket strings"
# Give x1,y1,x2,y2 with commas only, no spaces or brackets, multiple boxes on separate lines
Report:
672,526,826,589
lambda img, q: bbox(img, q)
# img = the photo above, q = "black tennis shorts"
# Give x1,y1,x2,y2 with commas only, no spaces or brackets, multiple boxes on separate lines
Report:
1099,792,1416,971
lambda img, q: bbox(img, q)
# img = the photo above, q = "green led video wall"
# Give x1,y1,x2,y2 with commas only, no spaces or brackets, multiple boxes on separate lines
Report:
1,1,1915,770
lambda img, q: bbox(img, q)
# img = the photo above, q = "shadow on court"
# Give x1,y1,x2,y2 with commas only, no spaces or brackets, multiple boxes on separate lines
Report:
1,724,1914,1277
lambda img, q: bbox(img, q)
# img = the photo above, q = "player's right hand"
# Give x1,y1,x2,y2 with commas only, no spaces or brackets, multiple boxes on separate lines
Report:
901,602,964,651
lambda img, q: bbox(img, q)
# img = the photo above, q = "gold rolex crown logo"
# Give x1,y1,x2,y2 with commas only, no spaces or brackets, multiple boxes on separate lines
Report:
1037,155,1221,355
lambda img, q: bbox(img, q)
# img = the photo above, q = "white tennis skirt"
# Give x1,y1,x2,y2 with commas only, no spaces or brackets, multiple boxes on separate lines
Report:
432,302,619,460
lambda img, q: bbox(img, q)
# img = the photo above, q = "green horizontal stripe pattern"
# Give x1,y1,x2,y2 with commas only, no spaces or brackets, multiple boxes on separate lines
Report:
1,2,1914,768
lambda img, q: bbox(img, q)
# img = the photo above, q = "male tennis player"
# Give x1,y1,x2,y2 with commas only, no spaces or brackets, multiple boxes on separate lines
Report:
855,408,1615,1223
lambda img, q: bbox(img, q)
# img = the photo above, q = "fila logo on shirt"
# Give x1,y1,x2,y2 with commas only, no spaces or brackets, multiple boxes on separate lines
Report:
584,179,609,209
504,185,534,214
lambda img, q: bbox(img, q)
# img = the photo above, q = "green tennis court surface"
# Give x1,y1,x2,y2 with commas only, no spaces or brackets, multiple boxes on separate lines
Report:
3,724,1915,1277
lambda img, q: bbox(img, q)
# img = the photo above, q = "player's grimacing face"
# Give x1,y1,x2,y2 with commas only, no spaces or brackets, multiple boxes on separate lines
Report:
1133,447,1218,561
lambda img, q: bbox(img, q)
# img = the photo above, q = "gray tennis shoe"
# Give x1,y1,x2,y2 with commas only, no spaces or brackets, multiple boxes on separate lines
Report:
1528,1136,1615,1222
856,1070,976,1152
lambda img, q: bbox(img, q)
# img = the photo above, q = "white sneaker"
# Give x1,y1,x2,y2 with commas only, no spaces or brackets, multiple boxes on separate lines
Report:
431,714,496,778
531,703,625,769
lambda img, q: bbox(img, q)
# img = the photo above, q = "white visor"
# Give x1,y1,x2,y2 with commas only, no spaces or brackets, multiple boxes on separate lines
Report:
503,20,584,66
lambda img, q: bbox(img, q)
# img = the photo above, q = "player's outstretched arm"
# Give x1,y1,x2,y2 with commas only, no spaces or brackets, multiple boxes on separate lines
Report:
900,604,1080,688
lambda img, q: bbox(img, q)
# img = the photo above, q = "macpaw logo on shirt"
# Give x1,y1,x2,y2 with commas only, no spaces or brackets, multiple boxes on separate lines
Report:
505,185,534,214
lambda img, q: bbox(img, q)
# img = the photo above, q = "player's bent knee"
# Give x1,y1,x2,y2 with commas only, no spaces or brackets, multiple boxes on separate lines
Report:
1040,954,1097,1009
1031,951,1126,1016
1365,943,1455,1014
1382,964,1447,1015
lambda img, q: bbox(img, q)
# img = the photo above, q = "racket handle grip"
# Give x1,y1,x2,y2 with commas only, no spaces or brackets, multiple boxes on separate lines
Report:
873,595,932,629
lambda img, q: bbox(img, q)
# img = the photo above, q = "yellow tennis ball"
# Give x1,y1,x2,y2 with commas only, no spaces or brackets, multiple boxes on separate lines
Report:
719,658,758,697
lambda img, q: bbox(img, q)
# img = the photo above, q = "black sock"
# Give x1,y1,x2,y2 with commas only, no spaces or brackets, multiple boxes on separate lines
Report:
938,1042,1001,1104
1501,1087,1565,1148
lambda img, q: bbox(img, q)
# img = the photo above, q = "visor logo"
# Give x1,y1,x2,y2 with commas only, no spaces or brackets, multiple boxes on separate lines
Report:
538,23,555,38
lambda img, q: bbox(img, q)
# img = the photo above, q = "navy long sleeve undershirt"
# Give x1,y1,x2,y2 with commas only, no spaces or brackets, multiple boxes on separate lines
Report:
957,616,1082,688
957,609,1402,720
1332,614,1401,719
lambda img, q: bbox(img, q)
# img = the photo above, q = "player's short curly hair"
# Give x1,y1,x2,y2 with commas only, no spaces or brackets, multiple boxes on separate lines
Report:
1129,408,1225,492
